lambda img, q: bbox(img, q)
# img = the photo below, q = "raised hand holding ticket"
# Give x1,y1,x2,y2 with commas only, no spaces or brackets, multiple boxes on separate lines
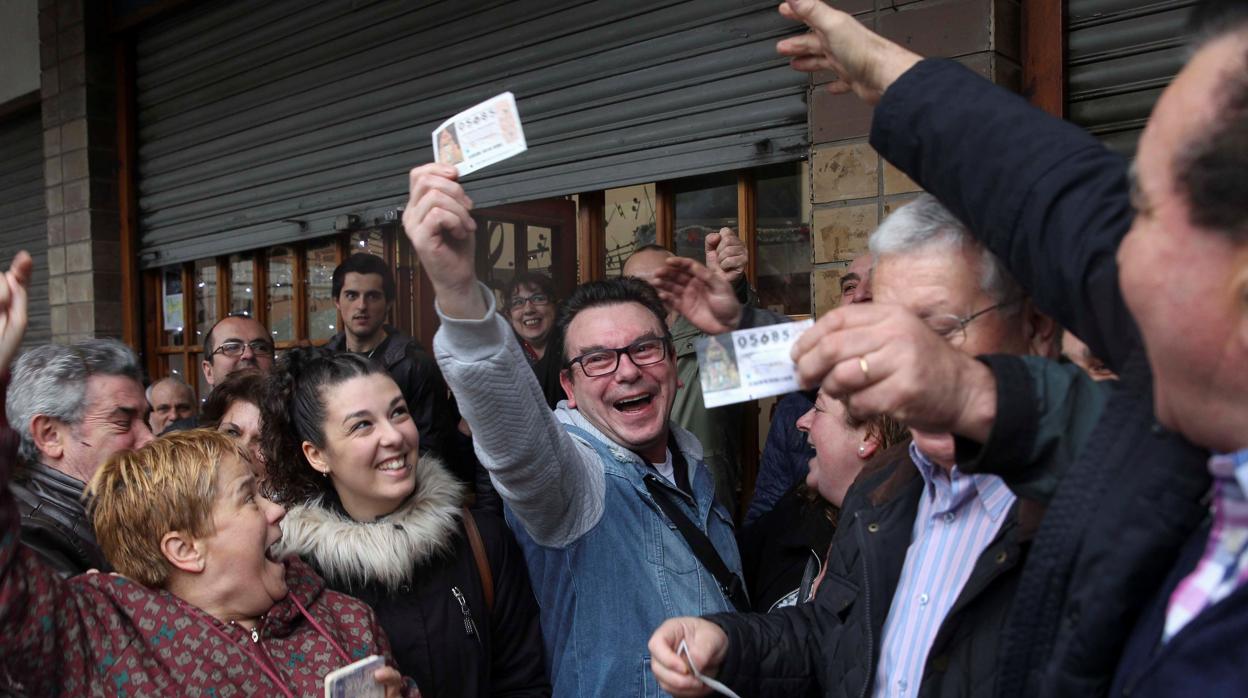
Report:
696,319,814,408
432,92,528,177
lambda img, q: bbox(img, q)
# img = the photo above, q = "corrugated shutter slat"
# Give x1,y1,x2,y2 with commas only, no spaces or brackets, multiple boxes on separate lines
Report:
135,0,807,267
0,108,51,348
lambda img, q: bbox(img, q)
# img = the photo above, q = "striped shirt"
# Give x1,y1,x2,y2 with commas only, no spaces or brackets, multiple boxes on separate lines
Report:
871,443,1016,698
1164,448,1248,641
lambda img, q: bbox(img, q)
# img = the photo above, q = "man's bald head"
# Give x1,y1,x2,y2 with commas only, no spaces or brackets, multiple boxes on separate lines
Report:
147,377,197,434
622,245,674,283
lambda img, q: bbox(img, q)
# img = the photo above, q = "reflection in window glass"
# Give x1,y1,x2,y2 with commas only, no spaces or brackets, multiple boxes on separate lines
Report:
161,265,184,346
604,184,657,277
480,220,516,295
674,173,737,265
194,259,218,347
526,226,552,277
189,353,211,402
350,230,386,259
267,246,295,343
305,241,338,341
162,353,187,384
229,253,256,317
756,162,811,315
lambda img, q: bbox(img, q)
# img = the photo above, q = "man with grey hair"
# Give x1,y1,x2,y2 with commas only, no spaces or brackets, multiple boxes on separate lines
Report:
650,193,1059,697
146,375,198,435
6,339,154,576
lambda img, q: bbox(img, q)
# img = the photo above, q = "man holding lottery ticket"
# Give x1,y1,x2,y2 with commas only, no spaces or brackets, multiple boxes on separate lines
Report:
403,159,794,697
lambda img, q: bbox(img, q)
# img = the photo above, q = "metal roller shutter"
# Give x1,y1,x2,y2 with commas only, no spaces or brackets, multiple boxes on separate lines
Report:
0,107,51,348
134,0,808,268
1067,0,1196,155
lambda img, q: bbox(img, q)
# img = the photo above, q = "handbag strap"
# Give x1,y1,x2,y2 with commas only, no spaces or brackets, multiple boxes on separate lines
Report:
642,475,750,612
461,507,495,613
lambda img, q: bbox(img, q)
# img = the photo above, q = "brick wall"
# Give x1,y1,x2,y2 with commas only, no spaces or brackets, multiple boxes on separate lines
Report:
39,0,122,342
808,0,1021,313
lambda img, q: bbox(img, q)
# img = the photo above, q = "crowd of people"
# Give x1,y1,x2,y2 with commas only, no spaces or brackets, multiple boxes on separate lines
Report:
0,0,1245,695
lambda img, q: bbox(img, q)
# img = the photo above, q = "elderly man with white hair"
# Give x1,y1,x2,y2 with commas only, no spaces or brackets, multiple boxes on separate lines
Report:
7,339,154,575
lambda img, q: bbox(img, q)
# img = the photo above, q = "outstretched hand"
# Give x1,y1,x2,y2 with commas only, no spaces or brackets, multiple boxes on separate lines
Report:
0,251,32,374
777,0,922,103
401,164,486,320
790,302,997,441
651,256,743,335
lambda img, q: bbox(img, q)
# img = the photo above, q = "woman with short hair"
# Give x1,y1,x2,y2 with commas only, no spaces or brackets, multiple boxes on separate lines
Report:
261,346,550,697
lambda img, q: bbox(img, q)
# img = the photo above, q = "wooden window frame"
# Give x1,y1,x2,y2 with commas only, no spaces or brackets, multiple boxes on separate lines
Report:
144,229,397,390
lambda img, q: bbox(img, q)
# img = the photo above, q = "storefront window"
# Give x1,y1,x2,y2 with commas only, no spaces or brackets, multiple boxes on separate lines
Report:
161,265,184,346
755,162,811,315
267,246,295,343
229,253,256,317
161,353,187,383
674,173,738,265
193,258,218,347
305,241,338,341
604,184,657,276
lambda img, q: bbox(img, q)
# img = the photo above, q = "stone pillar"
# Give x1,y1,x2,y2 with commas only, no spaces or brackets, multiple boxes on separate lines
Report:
808,0,1021,314
40,0,122,343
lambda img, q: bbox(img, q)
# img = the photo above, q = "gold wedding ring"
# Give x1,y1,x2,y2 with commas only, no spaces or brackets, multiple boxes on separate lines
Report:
858,356,870,381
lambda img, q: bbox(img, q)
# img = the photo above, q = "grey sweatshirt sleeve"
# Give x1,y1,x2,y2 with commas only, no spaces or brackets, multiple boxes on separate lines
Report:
431,283,605,547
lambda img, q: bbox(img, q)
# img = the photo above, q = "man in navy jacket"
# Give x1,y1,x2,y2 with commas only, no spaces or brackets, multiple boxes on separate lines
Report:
650,1,1248,696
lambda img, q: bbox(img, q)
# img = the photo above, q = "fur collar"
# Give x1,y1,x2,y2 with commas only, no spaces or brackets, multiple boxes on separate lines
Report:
274,454,464,592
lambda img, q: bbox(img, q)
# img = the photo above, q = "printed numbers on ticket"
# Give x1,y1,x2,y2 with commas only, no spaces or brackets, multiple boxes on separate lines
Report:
695,319,813,409
431,91,528,177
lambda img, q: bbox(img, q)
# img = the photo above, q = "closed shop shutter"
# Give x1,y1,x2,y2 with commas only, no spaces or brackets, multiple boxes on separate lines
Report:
134,0,808,268
1066,0,1196,155
0,107,51,347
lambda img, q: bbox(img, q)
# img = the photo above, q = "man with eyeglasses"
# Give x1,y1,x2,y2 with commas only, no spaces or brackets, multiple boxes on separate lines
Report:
401,162,792,697
200,314,275,388
651,194,1061,697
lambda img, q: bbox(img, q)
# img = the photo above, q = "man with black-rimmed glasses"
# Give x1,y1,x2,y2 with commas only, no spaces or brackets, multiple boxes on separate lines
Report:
401,161,792,697
200,313,275,388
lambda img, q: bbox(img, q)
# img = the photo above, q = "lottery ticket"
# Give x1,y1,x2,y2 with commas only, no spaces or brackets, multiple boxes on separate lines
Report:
696,319,814,408
678,639,742,698
431,91,527,177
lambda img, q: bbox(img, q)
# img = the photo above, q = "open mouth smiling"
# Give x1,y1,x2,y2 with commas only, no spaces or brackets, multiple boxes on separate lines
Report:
613,394,654,414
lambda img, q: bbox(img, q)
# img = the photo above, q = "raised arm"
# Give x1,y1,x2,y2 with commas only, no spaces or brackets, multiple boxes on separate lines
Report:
778,0,1136,370
403,165,603,546
0,252,89,695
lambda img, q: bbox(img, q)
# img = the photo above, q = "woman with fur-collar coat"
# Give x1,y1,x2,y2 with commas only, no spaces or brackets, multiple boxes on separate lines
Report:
262,347,550,698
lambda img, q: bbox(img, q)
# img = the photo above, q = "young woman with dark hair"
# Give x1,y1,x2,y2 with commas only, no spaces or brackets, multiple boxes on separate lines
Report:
261,347,550,697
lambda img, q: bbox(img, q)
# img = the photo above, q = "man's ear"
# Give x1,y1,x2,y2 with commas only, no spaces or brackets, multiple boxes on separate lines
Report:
201,358,215,388
301,441,332,475
1023,301,1060,359
30,414,66,461
559,370,577,409
161,530,205,574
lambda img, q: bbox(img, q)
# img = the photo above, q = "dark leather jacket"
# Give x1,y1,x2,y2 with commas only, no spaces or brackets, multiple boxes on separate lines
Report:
708,441,1041,698
9,461,107,577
